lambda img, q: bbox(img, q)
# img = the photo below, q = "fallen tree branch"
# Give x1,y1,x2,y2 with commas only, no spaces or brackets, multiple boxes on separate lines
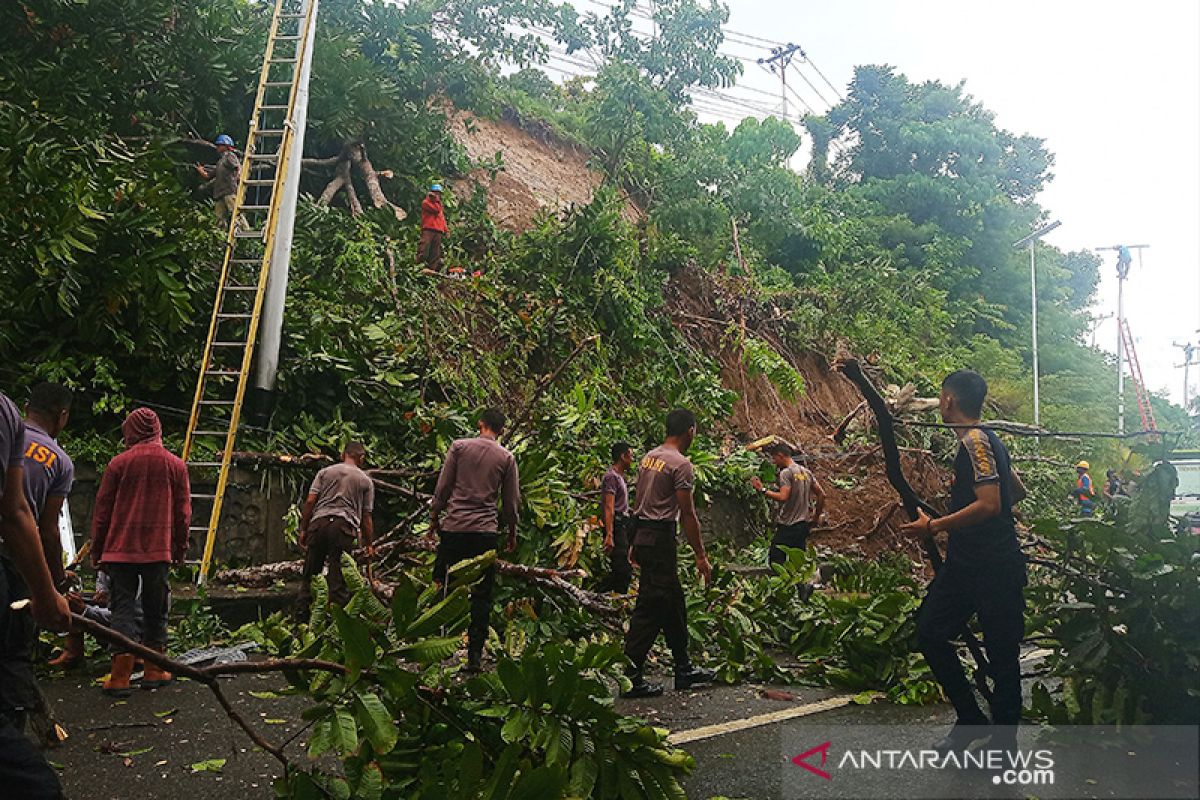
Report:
835,355,994,702
213,543,614,615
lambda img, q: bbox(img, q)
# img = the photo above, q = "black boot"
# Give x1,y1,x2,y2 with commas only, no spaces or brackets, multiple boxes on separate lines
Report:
933,720,990,755
798,582,815,603
621,668,664,699
674,663,716,691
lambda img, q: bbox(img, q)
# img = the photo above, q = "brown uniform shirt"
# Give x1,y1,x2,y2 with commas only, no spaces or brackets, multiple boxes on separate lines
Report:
309,462,374,532
774,462,815,525
432,437,520,533
632,445,694,521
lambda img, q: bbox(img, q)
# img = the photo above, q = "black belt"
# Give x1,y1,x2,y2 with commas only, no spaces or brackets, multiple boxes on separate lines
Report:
634,518,677,531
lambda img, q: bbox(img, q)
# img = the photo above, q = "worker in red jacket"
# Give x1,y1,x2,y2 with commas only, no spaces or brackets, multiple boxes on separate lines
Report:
418,183,448,271
91,408,191,696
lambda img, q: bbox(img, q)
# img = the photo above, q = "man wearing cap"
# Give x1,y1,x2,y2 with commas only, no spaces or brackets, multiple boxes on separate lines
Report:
751,441,825,595
418,183,448,271
1071,461,1095,517
195,134,244,229
91,408,191,696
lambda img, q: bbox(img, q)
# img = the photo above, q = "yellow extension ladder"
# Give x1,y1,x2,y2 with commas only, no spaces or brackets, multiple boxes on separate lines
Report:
182,0,317,584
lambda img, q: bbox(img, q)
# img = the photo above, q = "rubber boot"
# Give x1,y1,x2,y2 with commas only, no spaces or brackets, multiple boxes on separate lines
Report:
102,653,136,698
142,647,174,689
933,720,990,755
48,632,85,669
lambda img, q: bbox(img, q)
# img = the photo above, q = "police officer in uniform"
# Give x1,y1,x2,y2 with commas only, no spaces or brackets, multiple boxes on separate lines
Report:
900,370,1028,754
621,409,715,698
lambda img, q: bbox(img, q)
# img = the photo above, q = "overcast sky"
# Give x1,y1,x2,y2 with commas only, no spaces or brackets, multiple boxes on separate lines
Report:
707,0,1200,411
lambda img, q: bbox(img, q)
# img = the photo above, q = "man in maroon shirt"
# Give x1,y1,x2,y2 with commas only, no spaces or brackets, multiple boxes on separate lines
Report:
91,408,190,696
595,441,634,593
430,408,520,673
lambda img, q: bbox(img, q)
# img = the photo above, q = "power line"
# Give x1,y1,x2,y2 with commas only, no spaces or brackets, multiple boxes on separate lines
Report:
788,61,831,108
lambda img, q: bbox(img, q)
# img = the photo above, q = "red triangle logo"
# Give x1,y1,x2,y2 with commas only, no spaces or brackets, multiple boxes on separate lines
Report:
791,741,832,780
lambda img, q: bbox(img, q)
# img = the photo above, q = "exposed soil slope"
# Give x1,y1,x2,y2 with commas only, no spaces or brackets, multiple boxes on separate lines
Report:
446,109,641,231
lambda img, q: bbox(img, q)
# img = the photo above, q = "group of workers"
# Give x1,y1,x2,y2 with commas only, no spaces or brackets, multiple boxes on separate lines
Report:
196,134,450,272
1071,460,1128,517
1,387,190,797
0,365,1039,794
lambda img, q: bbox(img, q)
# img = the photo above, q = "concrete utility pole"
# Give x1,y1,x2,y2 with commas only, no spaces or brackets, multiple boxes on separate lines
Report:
1095,243,1149,435
1013,221,1061,430
758,44,803,119
1174,341,1198,411
255,0,319,392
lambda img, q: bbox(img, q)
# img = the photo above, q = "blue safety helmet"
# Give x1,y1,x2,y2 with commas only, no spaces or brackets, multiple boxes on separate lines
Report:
215,134,235,147
430,183,443,192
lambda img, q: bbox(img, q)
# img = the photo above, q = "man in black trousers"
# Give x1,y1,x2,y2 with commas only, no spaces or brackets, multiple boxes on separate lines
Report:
900,370,1027,754
431,409,520,673
622,409,715,698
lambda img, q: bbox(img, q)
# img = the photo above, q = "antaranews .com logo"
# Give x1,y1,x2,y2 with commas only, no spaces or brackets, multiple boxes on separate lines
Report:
791,739,1055,787
779,724,1199,800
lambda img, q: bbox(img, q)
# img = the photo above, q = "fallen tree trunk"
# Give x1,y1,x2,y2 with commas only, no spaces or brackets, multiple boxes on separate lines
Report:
213,546,615,616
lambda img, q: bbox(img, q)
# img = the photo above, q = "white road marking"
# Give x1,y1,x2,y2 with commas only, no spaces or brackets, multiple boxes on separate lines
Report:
667,648,1056,746
667,695,857,745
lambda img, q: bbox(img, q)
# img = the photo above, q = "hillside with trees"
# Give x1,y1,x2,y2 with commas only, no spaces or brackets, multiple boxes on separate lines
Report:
2,0,1197,797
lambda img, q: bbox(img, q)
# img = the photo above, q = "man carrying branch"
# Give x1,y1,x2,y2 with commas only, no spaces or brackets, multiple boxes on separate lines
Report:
621,409,715,698
900,370,1027,754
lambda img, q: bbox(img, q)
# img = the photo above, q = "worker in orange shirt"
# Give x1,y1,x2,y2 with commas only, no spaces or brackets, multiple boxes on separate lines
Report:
1070,461,1096,517
417,183,448,271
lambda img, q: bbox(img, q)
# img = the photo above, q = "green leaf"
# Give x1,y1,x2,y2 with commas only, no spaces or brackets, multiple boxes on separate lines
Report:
403,585,470,639
394,635,460,665
334,707,360,756
354,692,399,754
333,606,377,677
352,761,383,800
189,758,226,773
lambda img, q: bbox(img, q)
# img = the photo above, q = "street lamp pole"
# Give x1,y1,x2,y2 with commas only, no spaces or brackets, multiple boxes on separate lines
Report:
1012,220,1061,430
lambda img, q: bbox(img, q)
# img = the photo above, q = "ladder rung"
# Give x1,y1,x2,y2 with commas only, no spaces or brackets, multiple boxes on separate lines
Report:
264,81,294,87
230,258,261,264
240,205,271,211
270,58,297,64
188,462,224,468
198,399,235,405
211,341,246,347
205,370,241,377
259,104,290,110
234,230,266,238
249,154,279,161
192,494,217,500
192,430,231,436
189,525,212,532
279,13,306,18
217,313,253,320
224,285,258,291
244,179,276,186
254,129,286,136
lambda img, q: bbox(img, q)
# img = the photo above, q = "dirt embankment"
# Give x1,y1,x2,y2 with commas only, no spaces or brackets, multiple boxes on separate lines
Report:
440,108,946,563
446,108,641,232
665,265,948,563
